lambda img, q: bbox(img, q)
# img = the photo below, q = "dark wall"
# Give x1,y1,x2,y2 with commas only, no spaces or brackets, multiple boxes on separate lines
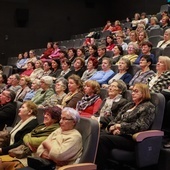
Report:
0,0,167,64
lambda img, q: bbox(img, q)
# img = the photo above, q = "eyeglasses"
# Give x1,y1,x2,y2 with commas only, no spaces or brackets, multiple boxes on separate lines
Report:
60,117,74,121
1,92,10,98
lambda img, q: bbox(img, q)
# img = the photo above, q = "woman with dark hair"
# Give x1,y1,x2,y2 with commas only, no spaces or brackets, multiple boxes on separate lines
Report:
0,74,7,92
87,45,98,59
48,42,60,60
71,57,85,78
20,62,35,77
40,42,54,59
129,55,155,89
67,48,77,64
40,61,52,78
77,80,102,118
49,59,62,79
81,57,98,81
112,45,123,64
76,47,85,59
106,35,115,51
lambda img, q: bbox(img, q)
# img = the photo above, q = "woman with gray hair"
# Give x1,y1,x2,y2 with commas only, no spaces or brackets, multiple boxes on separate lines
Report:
38,78,67,108
31,76,55,105
35,107,82,169
92,80,127,129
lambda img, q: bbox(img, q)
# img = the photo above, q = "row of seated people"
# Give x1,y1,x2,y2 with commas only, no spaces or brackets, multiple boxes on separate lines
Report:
0,80,165,169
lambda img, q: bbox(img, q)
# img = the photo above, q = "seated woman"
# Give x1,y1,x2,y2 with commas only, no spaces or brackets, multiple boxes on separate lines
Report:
81,57,98,82
40,42,54,59
20,62,35,77
77,80,102,118
67,48,77,65
0,101,38,155
147,56,170,93
0,74,7,92
76,47,86,59
89,57,114,85
59,59,73,80
31,76,55,105
112,45,123,64
92,80,127,129
15,76,31,102
136,30,148,48
16,53,28,69
116,34,128,50
49,59,62,79
30,60,44,81
61,74,84,109
40,61,52,78
146,16,160,31
47,42,60,60
23,79,41,101
71,57,85,78
103,57,132,88
129,55,155,89
38,78,67,108
106,35,115,51
95,83,156,170
118,42,139,64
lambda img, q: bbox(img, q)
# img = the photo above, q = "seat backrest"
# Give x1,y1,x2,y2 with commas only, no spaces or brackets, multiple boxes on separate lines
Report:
128,64,141,77
105,51,114,58
149,28,164,37
150,93,165,130
162,46,170,56
151,47,163,62
3,65,13,77
148,35,164,47
75,117,100,163
100,88,108,100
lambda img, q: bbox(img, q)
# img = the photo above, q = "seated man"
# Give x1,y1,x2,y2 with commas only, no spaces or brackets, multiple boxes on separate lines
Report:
0,89,16,130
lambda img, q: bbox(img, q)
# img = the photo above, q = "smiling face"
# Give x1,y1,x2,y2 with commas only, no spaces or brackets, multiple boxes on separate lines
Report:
68,78,79,93
108,82,121,98
43,111,56,126
156,57,167,73
18,103,31,120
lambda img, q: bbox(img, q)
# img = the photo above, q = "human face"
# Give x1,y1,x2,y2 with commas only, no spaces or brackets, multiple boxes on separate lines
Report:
7,75,14,85
68,50,74,58
106,36,112,44
113,46,120,55
150,18,156,25
129,33,136,42
61,62,69,71
43,62,50,71
89,46,95,55
31,81,39,90
68,78,79,93
19,77,27,87
141,45,150,54
43,112,56,126
73,59,82,70
116,36,123,44
108,82,121,98
156,58,167,73
132,86,143,104
164,31,170,41
40,80,48,90
18,54,23,60
118,60,128,71
77,49,83,57
138,32,145,41
0,90,11,105
18,103,31,120
23,52,28,58
27,63,33,70
84,84,94,96
102,59,110,71
87,60,94,71
127,45,135,55
35,61,41,69
11,75,19,86
97,48,105,57
139,57,149,68
51,60,58,69
55,81,64,93
60,111,75,131
29,51,34,58
47,42,52,48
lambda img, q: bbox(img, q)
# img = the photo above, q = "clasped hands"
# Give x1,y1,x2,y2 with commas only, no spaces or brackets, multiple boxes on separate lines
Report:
109,124,121,135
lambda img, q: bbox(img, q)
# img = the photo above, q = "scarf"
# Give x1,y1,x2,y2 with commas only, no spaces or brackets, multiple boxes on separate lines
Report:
77,94,99,111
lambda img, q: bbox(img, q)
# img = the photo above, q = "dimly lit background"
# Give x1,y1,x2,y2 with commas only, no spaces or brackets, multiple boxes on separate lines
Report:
0,0,167,64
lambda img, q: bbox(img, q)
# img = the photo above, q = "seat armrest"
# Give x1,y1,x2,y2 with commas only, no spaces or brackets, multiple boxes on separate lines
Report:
58,163,97,170
132,130,164,142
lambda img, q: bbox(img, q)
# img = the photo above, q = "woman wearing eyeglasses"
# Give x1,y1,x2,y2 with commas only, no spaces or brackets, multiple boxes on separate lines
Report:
96,83,155,170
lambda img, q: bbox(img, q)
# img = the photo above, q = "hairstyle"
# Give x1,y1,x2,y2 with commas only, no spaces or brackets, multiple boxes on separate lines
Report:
40,76,53,86
114,45,123,56
59,50,68,58
164,28,170,35
102,57,113,66
5,89,16,102
44,106,61,123
77,47,85,55
141,41,153,49
138,30,148,41
106,35,114,46
89,45,98,57
150,16,158,24
84,80,100,94
29,50,36,56
47,42,53,48
129,30,137,41
36,60,43,68
63,107,80,123
68,48,77,56
44,61,52,68
52,58,61,69
55,78,68,91
12,74,20,81
134,13,140,19
22,100,38,116
141,12,146,18
53,42,59,46
140,55,153,65
119,57,131,69
68,74,83,91
27,61,35,69
20,75,31,85
158,56,170,71
0,74,7,84
74,57,85,67
128,42,139,53
98,45,106,51
62,58,71,67
33,79,41,86
88,57,99,69
133,83,151,101
111,79,127,95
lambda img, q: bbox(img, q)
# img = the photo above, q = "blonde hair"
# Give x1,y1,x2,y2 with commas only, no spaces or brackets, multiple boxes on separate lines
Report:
22,100,38,116
84,80,100,94
158,56,170,71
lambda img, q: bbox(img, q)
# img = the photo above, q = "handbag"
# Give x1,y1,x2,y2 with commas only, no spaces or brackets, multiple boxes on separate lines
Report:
0,124,10,147
27,156,56,170
8,144,32,159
